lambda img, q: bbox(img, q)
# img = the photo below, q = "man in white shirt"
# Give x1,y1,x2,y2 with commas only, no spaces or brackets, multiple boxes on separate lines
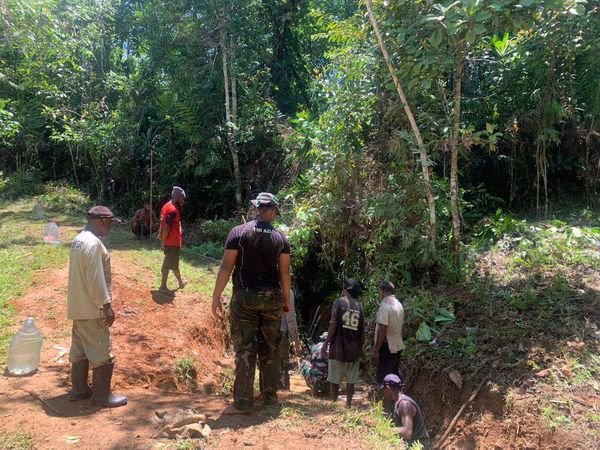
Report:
67,205,127,408
372,280,405,383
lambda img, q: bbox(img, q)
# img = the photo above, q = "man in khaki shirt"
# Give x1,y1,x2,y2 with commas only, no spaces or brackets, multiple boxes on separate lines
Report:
67,206,127,408
372,280,405,384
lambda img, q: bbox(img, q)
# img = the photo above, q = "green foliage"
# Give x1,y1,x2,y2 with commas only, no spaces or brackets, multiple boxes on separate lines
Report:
173,357,196,383
0,431,34,450
341,401,402,448
191,219,237,244
404,290,456,342
0,169,43,199
39,183,90,213
189,242,224,260
473,209,526,246
219,368,235,396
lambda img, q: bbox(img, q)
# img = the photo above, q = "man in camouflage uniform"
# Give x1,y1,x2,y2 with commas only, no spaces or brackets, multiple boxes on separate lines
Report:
212,193,291,415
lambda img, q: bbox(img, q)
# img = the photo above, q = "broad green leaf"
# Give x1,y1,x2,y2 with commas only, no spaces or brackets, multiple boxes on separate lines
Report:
430,29,443,48
475,10,492,21
434,308,456,324
519,0,534,6
473,23,486,35
416,321,432,342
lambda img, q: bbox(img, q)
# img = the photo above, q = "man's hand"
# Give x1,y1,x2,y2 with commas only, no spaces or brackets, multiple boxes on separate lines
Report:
320,342,329,357
293,339,303,357
371,351,380,366
103,303,115,327
212,295,227,318
282,297,291,313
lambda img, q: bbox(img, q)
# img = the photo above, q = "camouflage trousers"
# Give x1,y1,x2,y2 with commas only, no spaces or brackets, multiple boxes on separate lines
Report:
230,288,282,410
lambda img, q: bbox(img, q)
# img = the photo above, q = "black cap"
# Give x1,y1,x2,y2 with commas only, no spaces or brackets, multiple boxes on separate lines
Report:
343,278,363,297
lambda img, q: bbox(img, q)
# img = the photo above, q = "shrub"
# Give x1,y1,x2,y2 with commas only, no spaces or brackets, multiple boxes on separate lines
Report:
39,182,90,212
186,218,237,246
0,169,43,199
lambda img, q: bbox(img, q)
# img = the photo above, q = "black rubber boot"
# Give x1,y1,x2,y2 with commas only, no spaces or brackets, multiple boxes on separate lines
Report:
68,359,92,401
91,363,127,408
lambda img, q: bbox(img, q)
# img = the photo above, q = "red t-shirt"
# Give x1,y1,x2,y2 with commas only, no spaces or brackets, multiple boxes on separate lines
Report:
160,201,182,248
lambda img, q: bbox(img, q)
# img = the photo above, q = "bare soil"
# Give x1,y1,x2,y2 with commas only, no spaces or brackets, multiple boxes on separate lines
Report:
0,245,597,449
0,249,373,450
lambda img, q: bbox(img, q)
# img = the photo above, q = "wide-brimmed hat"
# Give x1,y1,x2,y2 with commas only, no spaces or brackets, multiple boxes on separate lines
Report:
251,192,280,215
87,205,123,223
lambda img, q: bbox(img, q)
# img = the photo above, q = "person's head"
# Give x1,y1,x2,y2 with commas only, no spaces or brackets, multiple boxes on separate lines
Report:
343,277,363,299
379,373,405,401
86,205,122,237
143,201,151,211
171,186,186,207
378,280,395,300
251,192,280,222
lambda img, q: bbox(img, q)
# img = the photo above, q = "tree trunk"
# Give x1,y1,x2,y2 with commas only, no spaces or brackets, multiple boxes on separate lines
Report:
219,21,242,211
450,54,463,254
365,0,437,250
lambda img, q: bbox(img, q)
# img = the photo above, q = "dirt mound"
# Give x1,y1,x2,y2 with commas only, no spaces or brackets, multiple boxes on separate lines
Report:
407,369,593,449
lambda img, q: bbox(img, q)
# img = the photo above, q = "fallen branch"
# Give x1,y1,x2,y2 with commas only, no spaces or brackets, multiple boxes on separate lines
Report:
22,389,64,416
434,379,487,449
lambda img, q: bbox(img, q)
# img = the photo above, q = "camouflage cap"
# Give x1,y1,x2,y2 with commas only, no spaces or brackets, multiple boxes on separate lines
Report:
251,192,280,215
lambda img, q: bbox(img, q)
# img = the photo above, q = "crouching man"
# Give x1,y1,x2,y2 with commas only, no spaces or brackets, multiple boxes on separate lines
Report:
67,206,127,408
380,374,430,448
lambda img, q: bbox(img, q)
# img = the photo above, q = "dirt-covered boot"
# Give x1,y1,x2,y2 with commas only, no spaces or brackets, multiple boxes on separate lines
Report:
68,359,92,401
91,363,127,408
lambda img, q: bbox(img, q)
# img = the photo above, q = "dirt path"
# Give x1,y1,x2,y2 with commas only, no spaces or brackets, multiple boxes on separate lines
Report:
0,249,374,450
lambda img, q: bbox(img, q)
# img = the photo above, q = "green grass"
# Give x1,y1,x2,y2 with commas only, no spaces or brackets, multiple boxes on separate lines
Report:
341,402,403,449
152,438,203,450
174,357,197,383
0,197,86,364
0,431,34,450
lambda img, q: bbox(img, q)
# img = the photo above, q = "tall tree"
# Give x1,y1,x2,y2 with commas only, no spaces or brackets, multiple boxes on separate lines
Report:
365,0,438,251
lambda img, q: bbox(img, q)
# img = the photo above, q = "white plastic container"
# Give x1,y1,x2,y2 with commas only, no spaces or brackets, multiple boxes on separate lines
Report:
6,317,43,376
43,222,60,244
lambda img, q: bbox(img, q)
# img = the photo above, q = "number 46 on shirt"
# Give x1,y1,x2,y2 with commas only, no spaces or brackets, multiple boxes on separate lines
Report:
342,310,360,330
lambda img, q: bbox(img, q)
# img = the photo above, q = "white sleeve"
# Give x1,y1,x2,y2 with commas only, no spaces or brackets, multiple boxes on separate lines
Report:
376,304,389,326
85,242,111,306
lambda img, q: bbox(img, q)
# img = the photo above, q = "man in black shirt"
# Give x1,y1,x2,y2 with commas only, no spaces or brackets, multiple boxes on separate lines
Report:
380,373,431,448
321,278,365,407
212,192,291,415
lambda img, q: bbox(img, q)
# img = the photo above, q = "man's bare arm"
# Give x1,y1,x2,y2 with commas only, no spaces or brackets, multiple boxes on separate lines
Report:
372,323,387,363
211,249,237,318
278,253,291,312
395,400,416,440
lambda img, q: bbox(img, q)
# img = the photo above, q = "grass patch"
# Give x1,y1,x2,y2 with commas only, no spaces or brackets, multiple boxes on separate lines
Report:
152,438,203,450
219,368,235,396
0,431,34,450
541,404,572,430
174,357,197,383
340,402,403,449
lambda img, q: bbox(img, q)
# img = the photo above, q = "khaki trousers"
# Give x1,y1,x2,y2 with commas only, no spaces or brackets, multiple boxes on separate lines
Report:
69,319,114,367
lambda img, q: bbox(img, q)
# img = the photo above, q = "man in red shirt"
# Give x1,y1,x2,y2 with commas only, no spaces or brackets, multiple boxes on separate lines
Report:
158,186,186,293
